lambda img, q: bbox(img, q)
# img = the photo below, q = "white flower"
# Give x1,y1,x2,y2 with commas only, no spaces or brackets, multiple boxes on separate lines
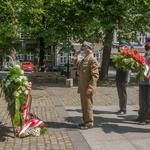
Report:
22,86,26,91
19,76,23,80
15,64,20,68
24,90,29,95
18,76,25,82
24,81,29,86
22,76,27,81
13,91,20,97
20,70,24,75
18,90,22,94
17,78,22,82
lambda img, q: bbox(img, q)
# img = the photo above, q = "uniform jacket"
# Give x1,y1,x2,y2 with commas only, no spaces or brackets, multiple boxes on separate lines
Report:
116,69,131,84
116,69,127,82
144,52,150,66
139,52,150,85
72,53,99,94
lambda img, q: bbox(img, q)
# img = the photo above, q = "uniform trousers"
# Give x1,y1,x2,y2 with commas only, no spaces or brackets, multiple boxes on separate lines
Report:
138,84,150,120
116,69,128,111
80,94,94,126
116,81,127,111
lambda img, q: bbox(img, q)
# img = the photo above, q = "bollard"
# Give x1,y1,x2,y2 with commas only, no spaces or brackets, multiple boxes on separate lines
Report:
66,78,73,88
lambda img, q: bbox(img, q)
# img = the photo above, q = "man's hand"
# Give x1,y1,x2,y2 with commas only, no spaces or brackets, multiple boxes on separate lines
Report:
86,87,93,94
74,50,80,57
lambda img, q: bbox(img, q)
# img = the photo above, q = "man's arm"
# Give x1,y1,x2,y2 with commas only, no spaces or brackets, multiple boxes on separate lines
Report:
72,50,80,67
89,58,99,87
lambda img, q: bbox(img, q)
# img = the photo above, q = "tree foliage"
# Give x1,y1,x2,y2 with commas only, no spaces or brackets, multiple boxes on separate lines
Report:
0,0,22,54
0,0,150,80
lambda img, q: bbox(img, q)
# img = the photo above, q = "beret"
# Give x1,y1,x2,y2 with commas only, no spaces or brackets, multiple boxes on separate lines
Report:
120,41,129,46
81,44,92,50
146,38,150,43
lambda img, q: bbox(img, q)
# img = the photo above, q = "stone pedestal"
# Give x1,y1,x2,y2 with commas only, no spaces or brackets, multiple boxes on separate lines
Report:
66,78,73,88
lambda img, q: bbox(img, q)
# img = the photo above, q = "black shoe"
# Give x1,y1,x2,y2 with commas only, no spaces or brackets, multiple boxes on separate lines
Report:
78,123,85,127
79,125,93,130
132,117,143,122
116,109,126,115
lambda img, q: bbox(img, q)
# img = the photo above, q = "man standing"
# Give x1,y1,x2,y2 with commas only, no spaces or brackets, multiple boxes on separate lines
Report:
115,41,131,115
132,38,150,124
72,42,99,129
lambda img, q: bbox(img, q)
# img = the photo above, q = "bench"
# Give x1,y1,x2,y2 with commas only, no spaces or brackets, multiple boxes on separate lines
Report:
31,72,61,83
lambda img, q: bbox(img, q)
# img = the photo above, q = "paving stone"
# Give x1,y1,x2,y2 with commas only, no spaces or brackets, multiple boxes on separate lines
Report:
1,72,149,150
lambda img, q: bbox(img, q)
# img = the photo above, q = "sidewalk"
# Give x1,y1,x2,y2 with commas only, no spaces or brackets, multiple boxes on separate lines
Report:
0,69,150,150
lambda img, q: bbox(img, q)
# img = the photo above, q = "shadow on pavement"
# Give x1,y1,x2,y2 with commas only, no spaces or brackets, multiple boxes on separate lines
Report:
65,109,116,115
44,121,77,129
98,77,139,87
43,112,150,134
0,123,14,141
63,114,149,133
101,123,150,134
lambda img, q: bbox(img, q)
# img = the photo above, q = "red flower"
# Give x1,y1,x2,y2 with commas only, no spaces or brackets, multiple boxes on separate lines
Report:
134,55,140,61
141,61,146,66
112,47,147,82
132,49,138,55
41,124,45,129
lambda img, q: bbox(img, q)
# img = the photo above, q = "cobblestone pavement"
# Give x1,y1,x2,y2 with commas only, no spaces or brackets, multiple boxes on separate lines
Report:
0,87,75,150
0,72,150,150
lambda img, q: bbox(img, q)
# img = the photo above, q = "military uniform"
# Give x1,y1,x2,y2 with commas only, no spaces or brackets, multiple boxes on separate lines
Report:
72,53,99,127
116,69,128,112
115,41,131,115
137,52,150,123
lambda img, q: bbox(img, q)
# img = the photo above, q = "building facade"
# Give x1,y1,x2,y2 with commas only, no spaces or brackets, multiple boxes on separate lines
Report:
1,31,149,70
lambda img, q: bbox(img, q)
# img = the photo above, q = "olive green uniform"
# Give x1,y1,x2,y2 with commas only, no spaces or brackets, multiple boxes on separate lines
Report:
72,53,99,126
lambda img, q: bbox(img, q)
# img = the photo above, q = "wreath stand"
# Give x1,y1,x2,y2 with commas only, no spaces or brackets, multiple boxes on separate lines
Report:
2,91,44,138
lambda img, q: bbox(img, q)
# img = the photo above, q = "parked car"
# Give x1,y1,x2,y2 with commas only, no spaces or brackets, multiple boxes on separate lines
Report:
21,61,34,72
53,65,60,72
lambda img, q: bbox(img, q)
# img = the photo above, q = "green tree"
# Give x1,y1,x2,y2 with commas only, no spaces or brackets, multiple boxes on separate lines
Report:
2,0,150,81
45,0,150,80
0,0,22,55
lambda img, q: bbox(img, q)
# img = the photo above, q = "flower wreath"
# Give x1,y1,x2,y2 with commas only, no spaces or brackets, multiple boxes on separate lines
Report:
112,46,147,82
0,56,46,137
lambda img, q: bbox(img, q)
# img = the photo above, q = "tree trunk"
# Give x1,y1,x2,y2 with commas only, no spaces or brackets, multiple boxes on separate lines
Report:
66,54,70,79
39,37,45,66
52,45,56,66
39,1,45,67
99,29,114,81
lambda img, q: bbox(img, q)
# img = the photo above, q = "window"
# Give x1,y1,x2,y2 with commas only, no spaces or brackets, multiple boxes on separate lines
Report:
17,53,25,61
138,33,146,44
27,52,34,60
44,54,50,61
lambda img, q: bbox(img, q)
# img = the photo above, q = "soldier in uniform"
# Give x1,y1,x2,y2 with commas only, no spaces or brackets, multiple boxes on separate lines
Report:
132,38,150,124
72,42,99,129
115,41,131,115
